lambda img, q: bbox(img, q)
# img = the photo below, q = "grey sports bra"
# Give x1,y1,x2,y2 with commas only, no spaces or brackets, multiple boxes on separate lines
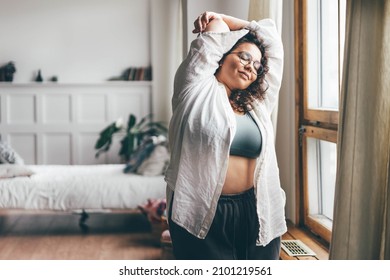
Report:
229,113,262,159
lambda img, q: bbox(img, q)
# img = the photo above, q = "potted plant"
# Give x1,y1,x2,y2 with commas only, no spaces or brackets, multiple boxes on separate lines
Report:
95,114,168,162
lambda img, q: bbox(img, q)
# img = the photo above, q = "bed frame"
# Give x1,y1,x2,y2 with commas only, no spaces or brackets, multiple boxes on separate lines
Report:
0,164,166,231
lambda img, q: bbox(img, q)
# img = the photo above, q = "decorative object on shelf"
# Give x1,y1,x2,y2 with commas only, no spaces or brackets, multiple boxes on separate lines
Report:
49,76,58,82
108,68,131,81
126,66,152,81
35,69,43,82
0,61,16,82
95,113,168,165
108,66,152,81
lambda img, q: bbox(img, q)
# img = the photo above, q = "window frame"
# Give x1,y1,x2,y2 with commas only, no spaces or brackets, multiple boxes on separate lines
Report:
302,126,337,243
294,0,342,244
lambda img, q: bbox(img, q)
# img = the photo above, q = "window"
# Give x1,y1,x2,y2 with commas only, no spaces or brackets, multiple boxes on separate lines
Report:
295,0,346,243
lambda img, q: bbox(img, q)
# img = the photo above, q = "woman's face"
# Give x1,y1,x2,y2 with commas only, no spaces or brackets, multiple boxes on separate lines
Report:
216,42,262,94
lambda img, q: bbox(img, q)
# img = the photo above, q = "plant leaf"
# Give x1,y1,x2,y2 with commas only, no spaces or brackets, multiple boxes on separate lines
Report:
134,113,152,131
119,134,134,161
95,113,168,161
152,122,169,133
95,123,118,149
126,114,137,133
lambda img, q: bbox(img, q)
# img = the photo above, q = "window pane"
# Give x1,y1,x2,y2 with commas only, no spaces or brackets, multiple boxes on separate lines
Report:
339,0,347,91
307,137,337,230
307,0,340,110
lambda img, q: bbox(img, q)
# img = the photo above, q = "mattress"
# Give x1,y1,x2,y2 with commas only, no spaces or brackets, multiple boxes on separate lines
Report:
0,164,166,211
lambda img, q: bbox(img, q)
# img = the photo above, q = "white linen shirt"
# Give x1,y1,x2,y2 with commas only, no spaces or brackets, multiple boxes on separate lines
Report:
165,19,287,246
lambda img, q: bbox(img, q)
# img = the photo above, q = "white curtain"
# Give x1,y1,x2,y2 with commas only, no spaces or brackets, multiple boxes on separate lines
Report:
248,0,283,134
329,0,390,259
150,0,183,124
248,0,283,33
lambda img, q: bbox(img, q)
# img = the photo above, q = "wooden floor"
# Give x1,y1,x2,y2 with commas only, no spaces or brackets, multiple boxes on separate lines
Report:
0,211,162,260
1,212,330,260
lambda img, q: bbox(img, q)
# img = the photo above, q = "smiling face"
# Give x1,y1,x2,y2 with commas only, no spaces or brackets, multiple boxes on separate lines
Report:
215,42,262,95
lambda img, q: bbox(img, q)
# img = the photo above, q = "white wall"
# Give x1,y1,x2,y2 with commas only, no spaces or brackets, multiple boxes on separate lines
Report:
150,0,182,125
0,0,150,83
185,0,250,51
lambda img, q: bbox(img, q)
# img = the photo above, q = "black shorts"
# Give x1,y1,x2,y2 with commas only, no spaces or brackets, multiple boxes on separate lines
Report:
168,187,281,260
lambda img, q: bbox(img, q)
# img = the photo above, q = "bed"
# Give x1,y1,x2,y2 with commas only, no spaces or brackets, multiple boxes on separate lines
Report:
0,164,166,230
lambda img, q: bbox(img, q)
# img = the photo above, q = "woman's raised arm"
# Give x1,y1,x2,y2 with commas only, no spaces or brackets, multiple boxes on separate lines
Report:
193,11,250,33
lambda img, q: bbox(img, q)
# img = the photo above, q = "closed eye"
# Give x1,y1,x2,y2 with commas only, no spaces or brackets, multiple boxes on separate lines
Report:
239,52,261,72
239,52,252,62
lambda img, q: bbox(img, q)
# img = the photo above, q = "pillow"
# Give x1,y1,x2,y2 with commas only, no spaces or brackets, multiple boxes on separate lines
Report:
123,135,168,174
136,145,170,176
0,164,34,179
0,140,24,164
123,138,156,174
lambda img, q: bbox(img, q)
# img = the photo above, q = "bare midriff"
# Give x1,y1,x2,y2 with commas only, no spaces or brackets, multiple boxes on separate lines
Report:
222,155,257,194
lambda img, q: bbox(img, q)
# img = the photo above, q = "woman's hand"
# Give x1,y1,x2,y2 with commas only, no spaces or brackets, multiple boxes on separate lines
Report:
192,11,222,33
192,12,250,34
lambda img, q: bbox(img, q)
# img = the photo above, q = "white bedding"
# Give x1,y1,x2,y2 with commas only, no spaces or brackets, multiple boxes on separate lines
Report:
0,164,166,211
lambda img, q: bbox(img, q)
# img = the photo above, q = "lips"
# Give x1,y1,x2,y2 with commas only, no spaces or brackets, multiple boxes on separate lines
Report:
238,71,250,80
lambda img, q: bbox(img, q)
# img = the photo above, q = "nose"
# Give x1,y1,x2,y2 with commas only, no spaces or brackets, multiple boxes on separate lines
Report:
244,62,256,74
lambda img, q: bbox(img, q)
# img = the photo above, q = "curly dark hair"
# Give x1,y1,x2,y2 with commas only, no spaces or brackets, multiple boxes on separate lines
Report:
218,31,269,113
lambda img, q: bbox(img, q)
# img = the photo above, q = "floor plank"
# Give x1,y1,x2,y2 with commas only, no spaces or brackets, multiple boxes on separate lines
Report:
0,211,162,260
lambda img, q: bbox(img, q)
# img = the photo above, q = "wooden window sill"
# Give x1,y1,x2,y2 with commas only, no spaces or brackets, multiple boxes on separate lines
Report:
280,220,329,260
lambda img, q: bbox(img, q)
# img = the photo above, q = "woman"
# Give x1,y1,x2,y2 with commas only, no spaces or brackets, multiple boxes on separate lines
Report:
165,11,287,260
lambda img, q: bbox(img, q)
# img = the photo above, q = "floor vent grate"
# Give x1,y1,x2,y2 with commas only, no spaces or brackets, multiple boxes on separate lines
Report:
281,240,316,257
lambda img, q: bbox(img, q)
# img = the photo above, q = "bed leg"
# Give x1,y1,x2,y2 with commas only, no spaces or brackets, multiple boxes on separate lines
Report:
79,210,89,232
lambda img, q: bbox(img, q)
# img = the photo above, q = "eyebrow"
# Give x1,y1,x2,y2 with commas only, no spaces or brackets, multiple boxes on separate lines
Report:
239,50,261,62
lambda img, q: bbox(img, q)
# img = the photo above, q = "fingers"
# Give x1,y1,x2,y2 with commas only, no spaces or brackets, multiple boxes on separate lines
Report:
192,11,217,33
192,12,206,33
192,13,203,33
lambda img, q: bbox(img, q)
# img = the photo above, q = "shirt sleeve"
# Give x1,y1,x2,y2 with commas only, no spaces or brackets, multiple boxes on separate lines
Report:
246,19,284,114
174,29,248,95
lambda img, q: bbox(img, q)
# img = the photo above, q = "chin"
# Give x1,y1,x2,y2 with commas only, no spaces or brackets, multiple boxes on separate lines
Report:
237,78,252,89
238,82,251,90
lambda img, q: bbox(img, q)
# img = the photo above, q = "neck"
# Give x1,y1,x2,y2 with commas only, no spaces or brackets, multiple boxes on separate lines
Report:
215,74,232,96
224,84,232,96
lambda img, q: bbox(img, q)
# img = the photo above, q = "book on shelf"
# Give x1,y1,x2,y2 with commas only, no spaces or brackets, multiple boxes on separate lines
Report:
126,66,152,81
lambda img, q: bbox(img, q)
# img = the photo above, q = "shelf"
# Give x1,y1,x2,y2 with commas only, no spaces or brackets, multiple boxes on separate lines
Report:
0,81,152,88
